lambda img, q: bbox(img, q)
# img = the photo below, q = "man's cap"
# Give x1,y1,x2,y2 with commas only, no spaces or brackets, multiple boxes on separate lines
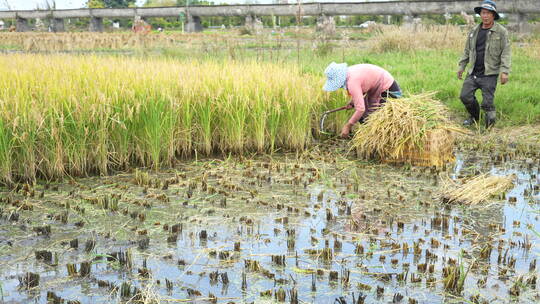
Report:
474,0,500,20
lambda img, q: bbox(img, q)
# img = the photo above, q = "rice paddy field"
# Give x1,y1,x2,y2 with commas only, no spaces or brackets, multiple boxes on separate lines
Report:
1,25,540,304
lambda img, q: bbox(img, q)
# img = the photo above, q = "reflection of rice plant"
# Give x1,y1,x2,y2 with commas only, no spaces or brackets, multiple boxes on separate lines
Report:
442,250,472,294
92,253,121,270
0,244,8,255
136,278,161,304
529,227,540,238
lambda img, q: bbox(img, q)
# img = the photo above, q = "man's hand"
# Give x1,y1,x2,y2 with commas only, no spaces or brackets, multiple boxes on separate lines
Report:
340,122,353,139
345,100,354,109
457,69,464,80
500,73,509,85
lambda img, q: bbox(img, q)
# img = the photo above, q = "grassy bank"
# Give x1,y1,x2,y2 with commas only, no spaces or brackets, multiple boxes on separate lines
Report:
340,49,540,125
162,46,540,126
132,26,540,126
0,54,339,183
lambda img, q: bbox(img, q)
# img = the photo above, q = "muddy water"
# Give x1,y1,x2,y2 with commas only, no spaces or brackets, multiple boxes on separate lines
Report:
0,148,539,304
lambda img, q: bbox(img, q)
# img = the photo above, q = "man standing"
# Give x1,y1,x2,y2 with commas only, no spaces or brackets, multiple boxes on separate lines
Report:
458,0,511,128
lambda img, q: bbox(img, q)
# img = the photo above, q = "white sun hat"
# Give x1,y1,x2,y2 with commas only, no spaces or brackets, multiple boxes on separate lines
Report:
323,62,348,92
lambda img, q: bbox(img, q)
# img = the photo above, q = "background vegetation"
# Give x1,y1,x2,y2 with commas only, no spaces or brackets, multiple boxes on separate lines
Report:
0,25,538,183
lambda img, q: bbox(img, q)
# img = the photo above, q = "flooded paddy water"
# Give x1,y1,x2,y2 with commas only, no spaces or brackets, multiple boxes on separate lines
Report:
1,143,539,304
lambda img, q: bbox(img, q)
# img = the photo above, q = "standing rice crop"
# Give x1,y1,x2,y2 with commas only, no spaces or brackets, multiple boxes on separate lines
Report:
0,54,321,183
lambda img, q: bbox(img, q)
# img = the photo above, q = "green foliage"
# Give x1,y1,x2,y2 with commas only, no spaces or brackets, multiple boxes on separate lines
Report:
144,0,217,6
103,0,135,8
144,0,177,6
174,0,214,5
314,40,335,57
0,118,13,184
86,0,105,8
87,0,136,8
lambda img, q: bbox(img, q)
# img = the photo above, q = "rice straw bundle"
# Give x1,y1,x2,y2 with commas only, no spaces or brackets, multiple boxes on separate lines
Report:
351,92,463,167
442,174,515,205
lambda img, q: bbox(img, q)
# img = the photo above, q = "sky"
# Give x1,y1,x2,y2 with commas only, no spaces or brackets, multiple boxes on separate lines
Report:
1,0,369,11
1,0,144,10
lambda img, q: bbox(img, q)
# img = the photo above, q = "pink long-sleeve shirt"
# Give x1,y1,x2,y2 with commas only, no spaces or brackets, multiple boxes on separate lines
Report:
346,64,395,125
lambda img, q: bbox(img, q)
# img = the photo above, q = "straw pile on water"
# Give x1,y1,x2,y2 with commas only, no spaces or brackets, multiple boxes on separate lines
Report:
442,174,515,205
351,92,462,167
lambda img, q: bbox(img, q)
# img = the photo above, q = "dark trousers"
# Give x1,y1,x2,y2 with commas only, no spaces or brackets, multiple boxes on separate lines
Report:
358,80,401,124
460,75,498,116
381,80,402,99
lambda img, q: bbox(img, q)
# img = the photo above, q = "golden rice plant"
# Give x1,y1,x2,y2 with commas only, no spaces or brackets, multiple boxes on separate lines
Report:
0,54,321,184
350,92,464,167
0,32,187,51
520,38,540,59
0,32,241,52
369,24,465,53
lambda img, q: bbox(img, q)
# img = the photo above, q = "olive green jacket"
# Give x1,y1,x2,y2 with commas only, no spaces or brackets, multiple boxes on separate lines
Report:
458,22,511,76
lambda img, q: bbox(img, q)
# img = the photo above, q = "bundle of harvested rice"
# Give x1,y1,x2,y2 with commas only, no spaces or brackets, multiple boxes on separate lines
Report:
351,92,464,167
442,174,515,205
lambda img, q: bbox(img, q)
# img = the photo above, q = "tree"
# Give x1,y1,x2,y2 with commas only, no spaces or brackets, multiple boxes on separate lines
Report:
87,0,135,8
143,0,214,7
86,0,105,8
107,0,136,8
175,0,214,5
144,0,177,7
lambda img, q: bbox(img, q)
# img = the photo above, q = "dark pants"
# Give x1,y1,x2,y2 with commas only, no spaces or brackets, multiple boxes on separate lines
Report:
381,80,402,99
359,80,401,123
460,75,498,116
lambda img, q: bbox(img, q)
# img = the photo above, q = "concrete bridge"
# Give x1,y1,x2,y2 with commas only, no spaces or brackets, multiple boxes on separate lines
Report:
0,0,536,33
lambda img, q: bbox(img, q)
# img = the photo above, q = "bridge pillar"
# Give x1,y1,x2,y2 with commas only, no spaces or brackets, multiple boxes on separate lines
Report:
316,14,336,37
508,13,530,33
50,18,65,32
185,15,203,33
89,17,104,32
35,18,46,31
245,15,263,35
384,15,392,25
16,17,31,32
403,15,414,25
403,14,421,28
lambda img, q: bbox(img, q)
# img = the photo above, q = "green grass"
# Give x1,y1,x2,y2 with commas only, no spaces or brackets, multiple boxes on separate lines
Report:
123,29,539,127
0,44,18,50
172,48,540,127
3,30,537,127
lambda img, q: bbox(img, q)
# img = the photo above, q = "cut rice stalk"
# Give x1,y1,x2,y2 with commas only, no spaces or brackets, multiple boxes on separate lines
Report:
441,174,515,205
351,92,465,167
